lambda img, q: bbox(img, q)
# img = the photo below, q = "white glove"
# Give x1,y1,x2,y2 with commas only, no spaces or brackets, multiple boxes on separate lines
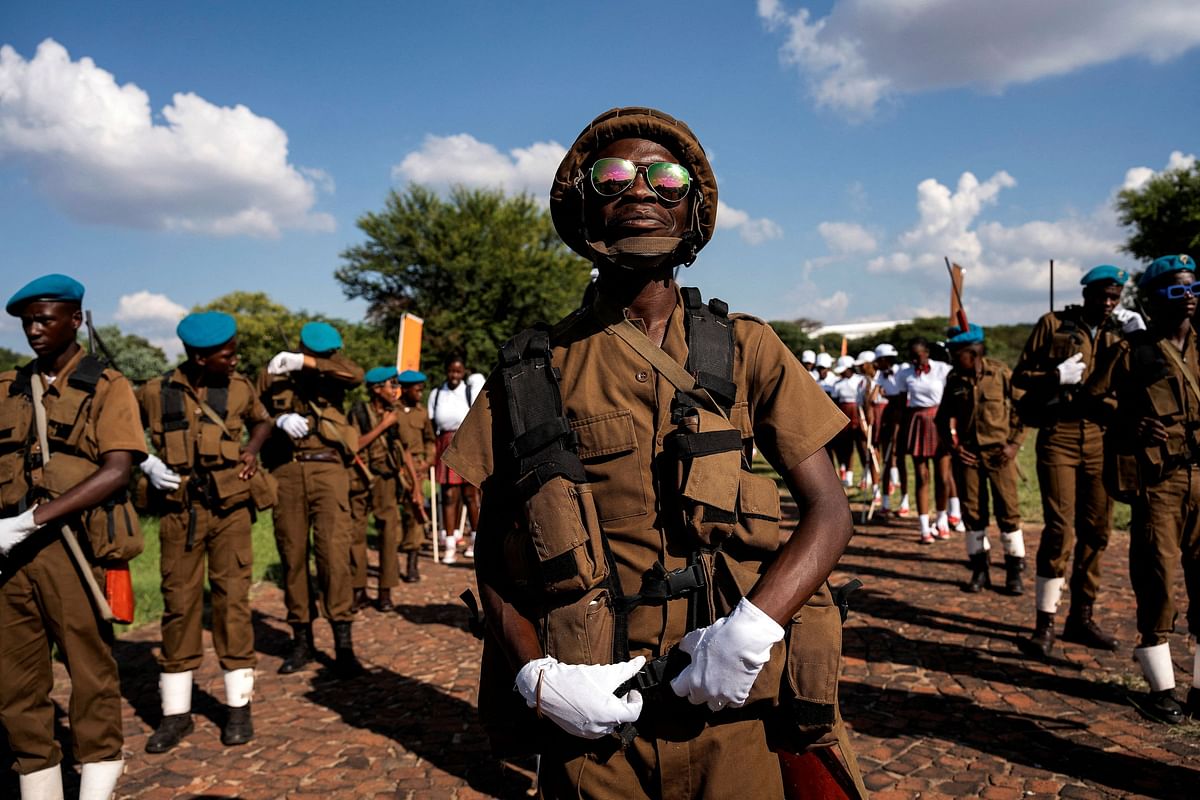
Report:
139,454,182,491
514,655,646,739
670,597,785,711
0,507,41,556
1056,352,1085,385
1112,307,1146,333
267,351,306,375
276,413,310,439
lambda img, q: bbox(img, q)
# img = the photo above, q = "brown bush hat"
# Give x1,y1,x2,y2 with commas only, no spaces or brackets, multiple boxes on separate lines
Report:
550,107,718,267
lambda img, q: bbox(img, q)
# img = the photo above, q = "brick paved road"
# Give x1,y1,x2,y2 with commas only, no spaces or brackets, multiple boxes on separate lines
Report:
19,502,1200,799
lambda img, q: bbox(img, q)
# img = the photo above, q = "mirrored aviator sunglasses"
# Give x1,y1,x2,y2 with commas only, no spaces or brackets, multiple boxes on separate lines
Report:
1156,281,1200,300
589,157,691,203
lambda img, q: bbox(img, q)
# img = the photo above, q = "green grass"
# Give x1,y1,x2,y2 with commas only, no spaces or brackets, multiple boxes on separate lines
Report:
119,513,281,632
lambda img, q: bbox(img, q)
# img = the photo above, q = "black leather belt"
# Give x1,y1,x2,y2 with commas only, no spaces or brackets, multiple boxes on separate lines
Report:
294,450,341,463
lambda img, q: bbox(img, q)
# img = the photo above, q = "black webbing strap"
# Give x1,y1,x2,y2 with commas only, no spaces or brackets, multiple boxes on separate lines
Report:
66,355,105,394
666,429,743,459
681,288,736,412
205,386,229,422
612,561,707,614
161,376,189,433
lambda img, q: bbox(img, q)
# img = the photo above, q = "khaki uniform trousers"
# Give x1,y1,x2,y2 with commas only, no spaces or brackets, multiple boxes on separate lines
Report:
398,472,425,553
349,473,401,590
1129,465,1200,646
0,537,122,773
539,712,784,800
954,448,1021,532
271,460,353,624
1033,422,1112,603
159,503,255,673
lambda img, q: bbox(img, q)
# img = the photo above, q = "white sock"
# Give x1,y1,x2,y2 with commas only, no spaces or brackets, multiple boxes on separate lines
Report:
936,510,949,528
1035,576,1065,614
1001,529,1026,558
224,668,254,708
948,497,962,518
966,530,991,556
160,670,193,716
79,759,124,800
899,494,910,511
18,765,63,800
919,514,931,536
889,466,900,488
1134,643,1176,692
844,470,854,486
882,495,891,510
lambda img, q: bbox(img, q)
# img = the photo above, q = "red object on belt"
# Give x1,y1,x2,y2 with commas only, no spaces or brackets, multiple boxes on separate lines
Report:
778,749,857,799
106,563,135,624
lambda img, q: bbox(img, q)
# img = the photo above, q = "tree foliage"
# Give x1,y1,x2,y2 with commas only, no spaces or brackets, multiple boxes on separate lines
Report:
84,325,170,384
0,345,27,372
336,184,591,377
1116,163,1200,261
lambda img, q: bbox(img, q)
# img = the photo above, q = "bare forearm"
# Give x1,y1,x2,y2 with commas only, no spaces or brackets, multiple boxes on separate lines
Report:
245,420,272,457
747,448,853,626
31,451,135,527
478,578,543,670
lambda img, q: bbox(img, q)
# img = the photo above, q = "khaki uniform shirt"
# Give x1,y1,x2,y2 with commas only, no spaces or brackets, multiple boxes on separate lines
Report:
349,400,405,476
396,401,435,471
936,356,1025,451
137,367,270,466
256,354,364,464
444,288,846,655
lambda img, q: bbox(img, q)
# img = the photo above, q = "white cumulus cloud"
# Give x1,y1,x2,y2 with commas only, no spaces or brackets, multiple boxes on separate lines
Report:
818,221,876,255
113,290,188,358
757,0,1200,119
718,201,783,245
0,39,333,237
1122,149,1197,191
393,133,566,200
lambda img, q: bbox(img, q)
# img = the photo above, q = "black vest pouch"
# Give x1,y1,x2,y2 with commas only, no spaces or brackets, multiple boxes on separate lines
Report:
667,405,742,546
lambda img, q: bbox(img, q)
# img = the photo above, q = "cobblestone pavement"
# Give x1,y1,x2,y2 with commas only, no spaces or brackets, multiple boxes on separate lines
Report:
21,501,1200,799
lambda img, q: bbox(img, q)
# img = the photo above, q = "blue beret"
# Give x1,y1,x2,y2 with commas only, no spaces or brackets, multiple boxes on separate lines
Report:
365,366,398,385
300,321,342,354
1138,254,1196,288
946,323,985,347
177,311,237,350
6,273,85,315
397,370,426,385
1080,264,1129,287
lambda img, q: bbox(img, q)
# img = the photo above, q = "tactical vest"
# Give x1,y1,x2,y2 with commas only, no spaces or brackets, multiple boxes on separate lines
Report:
476,289,847,758
142,371,265,513
1103,333,1200,500
0,356,142,563
259,369,359,469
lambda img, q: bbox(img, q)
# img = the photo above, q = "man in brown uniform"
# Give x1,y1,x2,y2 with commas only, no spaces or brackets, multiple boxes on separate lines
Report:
1086,254,1200,725
444,108,862,799
136,311,273,752
1013,265,1140,656
348,366,416,611
936,324,1027,595
395,370,434,583
259,321,364,678
0,274,146,800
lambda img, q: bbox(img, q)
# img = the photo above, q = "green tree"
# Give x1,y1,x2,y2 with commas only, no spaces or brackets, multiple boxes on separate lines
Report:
336,184,591,378
0,345,27,371
83,325,170,383
1116,163,1200,261
195,292,307,378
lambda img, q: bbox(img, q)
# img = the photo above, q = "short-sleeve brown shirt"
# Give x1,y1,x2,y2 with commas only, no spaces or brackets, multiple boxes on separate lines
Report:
52,348,148,459
396,402,435,469
936,357,1025,450
445,287,847,654
137,367,270,466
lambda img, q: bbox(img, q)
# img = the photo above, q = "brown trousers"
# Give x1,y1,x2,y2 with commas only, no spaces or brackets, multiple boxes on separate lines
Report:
271,460,353,625
539,715,785,800
159,504,255,672
0,537,122,773
1033,422,1112,603
954,448,1021,532
398,472,425,552
1129,465,1200,646
349,473,401,590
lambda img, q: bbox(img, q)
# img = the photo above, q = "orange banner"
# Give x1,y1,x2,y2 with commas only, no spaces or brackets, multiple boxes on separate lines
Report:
396,313,424,373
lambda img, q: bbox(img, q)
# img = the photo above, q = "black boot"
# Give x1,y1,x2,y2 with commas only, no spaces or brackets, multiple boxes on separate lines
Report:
1129,689,1184,725
965,553,990,593
145,713,193,753
1003,556,1025,596
278,623,313,674
332,621,364,679
222,703,254,746
1026,611,1056,657
1061,603,1118,650
351,587,370,613
403,551,420,583
1187,687,1200,719
376,587,394,612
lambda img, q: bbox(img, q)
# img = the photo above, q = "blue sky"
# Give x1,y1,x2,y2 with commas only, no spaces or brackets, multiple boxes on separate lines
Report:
3,1,1199,357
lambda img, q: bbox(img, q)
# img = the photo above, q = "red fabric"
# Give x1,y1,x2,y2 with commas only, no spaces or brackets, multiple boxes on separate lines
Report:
902,405,943,459
778,749,856,800
435,430,466,485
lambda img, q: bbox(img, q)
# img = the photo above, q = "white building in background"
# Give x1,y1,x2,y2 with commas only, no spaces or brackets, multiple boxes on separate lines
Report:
810,320,912,339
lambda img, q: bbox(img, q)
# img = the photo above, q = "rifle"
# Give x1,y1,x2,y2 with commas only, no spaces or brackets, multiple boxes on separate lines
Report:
84,311,121,371
945,257,969,331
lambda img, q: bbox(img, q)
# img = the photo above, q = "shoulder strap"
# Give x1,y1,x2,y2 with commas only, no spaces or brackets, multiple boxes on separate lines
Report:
67,355,106,395
161,378,189,432
680,287,736,412
607,319,731,421
1158,339,1200,406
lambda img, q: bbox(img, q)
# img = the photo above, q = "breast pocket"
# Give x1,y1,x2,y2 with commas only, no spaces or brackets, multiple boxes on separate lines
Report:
571,410,646,523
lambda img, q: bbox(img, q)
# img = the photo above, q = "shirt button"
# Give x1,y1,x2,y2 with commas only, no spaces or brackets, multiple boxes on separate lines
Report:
636,371,649,383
